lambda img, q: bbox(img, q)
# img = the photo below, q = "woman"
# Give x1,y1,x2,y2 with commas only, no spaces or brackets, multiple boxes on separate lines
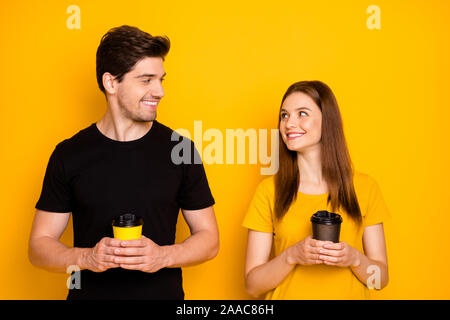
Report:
242,81,390,299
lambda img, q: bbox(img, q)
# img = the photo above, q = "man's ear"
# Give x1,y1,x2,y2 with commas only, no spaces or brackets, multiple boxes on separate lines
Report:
102,72,118,95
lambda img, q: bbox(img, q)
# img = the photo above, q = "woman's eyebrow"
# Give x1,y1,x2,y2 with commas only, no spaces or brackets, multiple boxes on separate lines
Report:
280,106,312,112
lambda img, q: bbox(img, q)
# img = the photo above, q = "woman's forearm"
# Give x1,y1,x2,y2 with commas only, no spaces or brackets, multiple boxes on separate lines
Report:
350,250,389,290
245,249,296,298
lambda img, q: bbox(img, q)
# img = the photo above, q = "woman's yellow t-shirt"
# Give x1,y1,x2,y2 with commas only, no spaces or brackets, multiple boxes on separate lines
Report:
242,171,390,300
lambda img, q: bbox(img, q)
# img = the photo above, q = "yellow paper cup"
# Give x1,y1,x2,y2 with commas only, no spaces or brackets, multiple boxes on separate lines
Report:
112,214,144,240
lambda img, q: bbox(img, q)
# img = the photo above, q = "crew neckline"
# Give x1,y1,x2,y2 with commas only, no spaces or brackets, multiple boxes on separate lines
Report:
298,190,329,198
92,121,157,145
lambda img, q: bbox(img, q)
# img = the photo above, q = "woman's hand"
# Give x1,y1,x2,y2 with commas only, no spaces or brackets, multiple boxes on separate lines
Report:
318,241,361,267
284,236,330,266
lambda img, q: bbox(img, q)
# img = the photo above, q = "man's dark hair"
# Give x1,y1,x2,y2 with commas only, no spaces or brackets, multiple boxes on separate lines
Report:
96,25,170,94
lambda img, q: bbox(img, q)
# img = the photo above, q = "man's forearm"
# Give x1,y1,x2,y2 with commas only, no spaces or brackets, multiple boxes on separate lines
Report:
28,236,88,273
162,229,219,268
350,250,389,290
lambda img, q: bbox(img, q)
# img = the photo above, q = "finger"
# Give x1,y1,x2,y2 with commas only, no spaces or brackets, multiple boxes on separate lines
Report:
102,246,120,255
103,262,120,269
309,253,321,263
102,254,119,263
120,238,146,248
309,239,319,247
120,263,146,271
113,247,146,256
319,248,345,257
310,239,331,248
103,237,122,247
323,260,342,266
319,255,341,263
323,242,344,250
114,256,145,264
311,254,323,265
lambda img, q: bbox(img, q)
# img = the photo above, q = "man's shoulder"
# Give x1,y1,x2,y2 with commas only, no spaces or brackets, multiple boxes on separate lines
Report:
153,121,195,145
54,123,97,154
154,121,186,138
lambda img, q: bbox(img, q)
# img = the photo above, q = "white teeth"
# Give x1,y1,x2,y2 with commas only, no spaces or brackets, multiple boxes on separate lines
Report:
287,133,304,138
142,101,158,106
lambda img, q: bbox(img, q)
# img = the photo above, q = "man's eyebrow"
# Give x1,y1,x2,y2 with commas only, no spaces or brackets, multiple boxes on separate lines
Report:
135,72,167,78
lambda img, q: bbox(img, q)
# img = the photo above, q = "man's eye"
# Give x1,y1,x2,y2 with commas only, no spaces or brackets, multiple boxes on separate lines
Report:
143,79,151,83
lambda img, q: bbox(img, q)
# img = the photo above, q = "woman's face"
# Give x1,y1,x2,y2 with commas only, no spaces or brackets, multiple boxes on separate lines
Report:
279,91,322,153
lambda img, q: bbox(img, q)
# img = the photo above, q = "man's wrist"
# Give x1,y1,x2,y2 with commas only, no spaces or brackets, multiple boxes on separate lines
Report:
75,247,90,270
160,244,177,268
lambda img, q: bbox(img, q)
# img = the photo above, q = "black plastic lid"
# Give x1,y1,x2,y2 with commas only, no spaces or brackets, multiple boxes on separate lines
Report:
310,210,342,225
112,214,144,227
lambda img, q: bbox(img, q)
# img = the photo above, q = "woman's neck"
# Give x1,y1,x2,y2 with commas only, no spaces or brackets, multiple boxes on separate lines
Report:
297,145,328,194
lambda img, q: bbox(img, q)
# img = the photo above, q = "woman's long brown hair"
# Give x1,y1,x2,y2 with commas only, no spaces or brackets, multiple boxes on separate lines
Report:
274,81,362,226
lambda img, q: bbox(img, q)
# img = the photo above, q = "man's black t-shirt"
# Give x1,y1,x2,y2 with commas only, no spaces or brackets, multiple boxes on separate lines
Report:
35,120,215,300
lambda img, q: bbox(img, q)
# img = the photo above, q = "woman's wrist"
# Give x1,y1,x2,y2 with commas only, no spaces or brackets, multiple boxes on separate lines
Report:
282,247,296,266
350,248,362,268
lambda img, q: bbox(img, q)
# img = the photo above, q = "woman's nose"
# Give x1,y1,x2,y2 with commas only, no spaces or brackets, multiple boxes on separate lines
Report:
286,116,297,128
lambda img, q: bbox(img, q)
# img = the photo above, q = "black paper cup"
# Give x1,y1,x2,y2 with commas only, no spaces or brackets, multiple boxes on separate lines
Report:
310,211,342,243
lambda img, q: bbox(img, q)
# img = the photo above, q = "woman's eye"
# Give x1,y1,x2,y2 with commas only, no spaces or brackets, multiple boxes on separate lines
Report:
300,111,308,116
280,113,288,119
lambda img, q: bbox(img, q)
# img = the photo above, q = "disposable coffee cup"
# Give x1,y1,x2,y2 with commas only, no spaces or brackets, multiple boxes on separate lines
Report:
112,214,144,240
310,211,342,243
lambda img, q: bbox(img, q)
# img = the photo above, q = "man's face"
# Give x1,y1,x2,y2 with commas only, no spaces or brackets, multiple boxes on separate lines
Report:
114,57,166,122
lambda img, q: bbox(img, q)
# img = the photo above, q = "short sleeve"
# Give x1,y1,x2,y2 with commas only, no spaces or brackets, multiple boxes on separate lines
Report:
177,142,215,210
35,145,73,213
363,178,391,227
242,178,274,233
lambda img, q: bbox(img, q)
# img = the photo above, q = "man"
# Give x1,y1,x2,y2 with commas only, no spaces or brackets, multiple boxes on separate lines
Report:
28,25,219,300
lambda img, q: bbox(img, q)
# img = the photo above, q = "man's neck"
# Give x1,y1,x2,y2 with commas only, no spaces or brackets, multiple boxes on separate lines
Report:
96,111,153,142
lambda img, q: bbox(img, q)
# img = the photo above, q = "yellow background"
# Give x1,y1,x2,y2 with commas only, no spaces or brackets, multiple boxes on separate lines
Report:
1,0,449,299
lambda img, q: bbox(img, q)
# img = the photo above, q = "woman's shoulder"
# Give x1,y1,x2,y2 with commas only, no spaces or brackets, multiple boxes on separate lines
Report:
352,170,380,195
254,175,276,195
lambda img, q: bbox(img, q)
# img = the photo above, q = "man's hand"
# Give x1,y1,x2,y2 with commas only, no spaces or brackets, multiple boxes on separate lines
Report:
112,236,169,273
81,237,121,272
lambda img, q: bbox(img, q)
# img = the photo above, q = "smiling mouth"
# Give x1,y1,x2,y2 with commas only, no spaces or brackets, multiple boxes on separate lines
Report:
141,100,159,110
141,100,158,106
286,133,305,140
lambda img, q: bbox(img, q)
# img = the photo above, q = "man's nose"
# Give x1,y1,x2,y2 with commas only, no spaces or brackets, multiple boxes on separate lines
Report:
151,81,165,99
